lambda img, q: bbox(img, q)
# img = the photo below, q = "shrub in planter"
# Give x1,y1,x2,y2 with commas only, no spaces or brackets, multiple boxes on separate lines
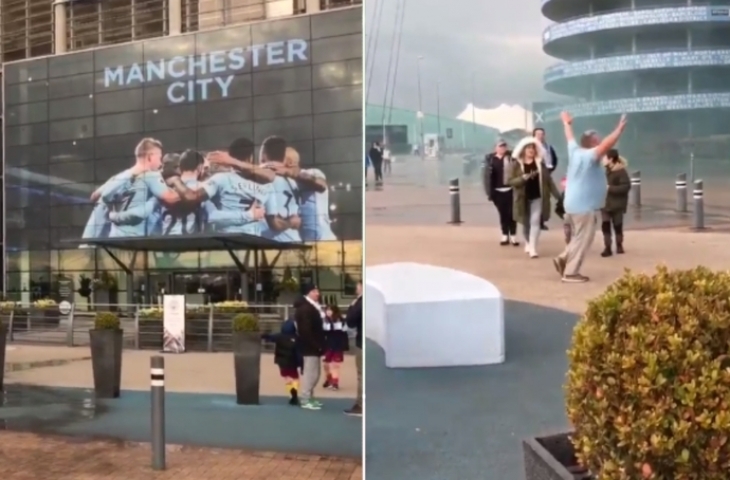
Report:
566,266,730,479
89,311,123,399
232,313,261,405
31,298,60,328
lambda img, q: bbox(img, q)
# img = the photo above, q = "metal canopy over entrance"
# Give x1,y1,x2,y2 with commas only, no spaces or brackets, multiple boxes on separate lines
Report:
61,234,311,304
62,233,310,274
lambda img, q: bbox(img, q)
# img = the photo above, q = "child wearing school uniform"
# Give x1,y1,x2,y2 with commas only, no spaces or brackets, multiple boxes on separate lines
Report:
263,312,303,406
322,305,349,391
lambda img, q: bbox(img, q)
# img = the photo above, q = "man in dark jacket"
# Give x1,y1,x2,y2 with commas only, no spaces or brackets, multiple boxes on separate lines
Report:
344,281,363,416
483,139,519,246
534,127,559,230
295,284,326,410
368,141,384,185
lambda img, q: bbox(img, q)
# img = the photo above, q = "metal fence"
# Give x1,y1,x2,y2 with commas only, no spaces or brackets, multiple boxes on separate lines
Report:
2,302,354,352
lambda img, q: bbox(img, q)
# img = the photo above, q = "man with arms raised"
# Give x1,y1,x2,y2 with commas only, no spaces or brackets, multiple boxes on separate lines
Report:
553,112,627,283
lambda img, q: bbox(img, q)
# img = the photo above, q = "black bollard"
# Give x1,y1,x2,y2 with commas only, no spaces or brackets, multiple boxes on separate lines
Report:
448,178,462,224
151,356,166,470
629,171,641,208
693,179,704,230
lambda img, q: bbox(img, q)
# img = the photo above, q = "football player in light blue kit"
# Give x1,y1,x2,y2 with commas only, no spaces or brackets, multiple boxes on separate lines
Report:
257,137,303,242
158,151,207,235
95,138,191,238
110,153,181,235
155,138,273,233
275,146,336,241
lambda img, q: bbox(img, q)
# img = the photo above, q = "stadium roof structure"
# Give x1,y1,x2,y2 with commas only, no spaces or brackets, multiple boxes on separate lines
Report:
62,233,310,274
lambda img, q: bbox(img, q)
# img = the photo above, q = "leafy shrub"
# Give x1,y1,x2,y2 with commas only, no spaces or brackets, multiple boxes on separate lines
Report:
138,307,163,320
213,300,249,314
566,266,730,480
33,298,57,309
0,301,16,313
232,313,259,332
94,311,120,330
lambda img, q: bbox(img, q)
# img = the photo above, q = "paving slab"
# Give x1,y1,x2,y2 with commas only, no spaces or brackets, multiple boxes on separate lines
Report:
364,220,730,479
0,431,361,480
6,351,357,399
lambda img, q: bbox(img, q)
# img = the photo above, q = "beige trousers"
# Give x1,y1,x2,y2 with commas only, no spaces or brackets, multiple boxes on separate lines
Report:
558,211,599,276
355,347,363,408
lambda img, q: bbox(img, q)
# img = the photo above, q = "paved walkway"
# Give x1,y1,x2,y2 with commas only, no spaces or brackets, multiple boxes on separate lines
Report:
365,220,730,479
366,224,730,314
6,351,357,399
0,432,361,480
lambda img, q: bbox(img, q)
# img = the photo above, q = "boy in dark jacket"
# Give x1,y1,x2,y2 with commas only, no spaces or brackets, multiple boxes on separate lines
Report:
263,314,303,405
601,149,631,257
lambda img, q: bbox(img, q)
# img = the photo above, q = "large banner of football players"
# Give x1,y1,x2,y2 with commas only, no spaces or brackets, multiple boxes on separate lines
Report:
81,136,339,242
3,10,362,251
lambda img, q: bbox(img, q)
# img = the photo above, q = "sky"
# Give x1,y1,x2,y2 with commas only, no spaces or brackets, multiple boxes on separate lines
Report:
365,0,559,116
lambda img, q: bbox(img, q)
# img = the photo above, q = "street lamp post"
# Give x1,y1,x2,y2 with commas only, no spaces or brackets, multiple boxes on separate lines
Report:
436,80,442,141
471,72,477,151
417,55,424,159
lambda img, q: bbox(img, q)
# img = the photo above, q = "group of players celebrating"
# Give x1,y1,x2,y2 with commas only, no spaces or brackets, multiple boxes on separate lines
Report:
80,135,337,244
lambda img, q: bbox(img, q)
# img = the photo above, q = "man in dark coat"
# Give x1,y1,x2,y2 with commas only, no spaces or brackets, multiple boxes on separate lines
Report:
344,281,363,416
368,141,384,185
295,284,327,410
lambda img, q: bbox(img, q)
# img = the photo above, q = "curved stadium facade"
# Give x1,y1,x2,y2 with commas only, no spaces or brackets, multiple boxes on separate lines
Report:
541,0,730,157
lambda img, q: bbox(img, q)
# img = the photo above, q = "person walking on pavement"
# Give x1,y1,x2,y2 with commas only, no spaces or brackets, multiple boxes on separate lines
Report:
295,283,327,410
344,281,363,417
383,145,392,176
508,136,561,258
369,141,384,186
484,139,519,246
533,127,559,231
553,111,628,283
600,149,631,257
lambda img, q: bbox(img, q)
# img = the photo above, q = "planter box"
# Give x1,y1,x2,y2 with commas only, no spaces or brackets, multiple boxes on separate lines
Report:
185,313,210,352
89,329,123,399
232,331,262,405
93,290,119,312
0,322,6,390
30,308,61,329
523,433,592,480
138,319,163,350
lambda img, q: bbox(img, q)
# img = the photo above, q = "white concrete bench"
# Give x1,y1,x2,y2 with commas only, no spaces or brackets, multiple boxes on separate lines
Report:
365,262,505,368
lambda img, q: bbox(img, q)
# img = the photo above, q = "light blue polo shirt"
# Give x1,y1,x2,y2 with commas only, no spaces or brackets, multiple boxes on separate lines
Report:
563,140,606,214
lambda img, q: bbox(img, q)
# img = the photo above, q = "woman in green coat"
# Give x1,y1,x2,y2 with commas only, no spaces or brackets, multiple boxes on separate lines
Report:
508,136,561,258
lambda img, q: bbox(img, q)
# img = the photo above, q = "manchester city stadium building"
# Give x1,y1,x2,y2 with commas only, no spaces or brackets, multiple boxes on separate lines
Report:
542,0,730,161
0,1,362,312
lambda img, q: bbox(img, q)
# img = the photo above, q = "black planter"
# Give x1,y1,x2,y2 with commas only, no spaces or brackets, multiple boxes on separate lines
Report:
232,331,262,405
0,322,6,390
523,432,592,480
138,319,163,350
89,329,123,399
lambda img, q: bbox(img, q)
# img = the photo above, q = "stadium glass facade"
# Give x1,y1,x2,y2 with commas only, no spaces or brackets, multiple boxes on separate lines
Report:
3,7,363,306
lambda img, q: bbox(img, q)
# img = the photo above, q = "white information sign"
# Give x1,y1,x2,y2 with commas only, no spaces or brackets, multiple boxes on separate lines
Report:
162,295,186,353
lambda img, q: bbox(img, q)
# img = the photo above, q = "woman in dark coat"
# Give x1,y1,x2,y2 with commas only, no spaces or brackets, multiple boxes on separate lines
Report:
600,149,631,257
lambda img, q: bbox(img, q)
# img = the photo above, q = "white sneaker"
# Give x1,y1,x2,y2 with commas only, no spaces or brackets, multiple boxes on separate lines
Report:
500,235,509,245
510,237,519,246
524,243,530,254
529,250,539,258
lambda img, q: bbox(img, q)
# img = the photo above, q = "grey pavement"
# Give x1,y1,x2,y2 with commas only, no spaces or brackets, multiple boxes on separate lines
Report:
365,300,575,480
0,385,362,458
364,173,730,479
